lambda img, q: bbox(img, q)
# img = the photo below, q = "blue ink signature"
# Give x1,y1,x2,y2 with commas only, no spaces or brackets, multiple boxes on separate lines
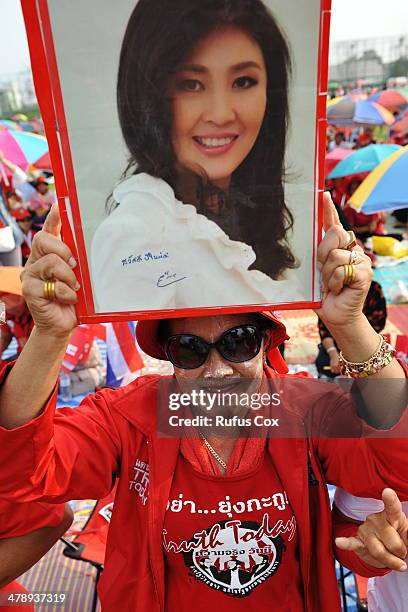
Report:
157,271,187,288
121,251,169,267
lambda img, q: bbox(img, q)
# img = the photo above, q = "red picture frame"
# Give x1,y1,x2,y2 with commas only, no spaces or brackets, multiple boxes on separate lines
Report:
21,0,331,323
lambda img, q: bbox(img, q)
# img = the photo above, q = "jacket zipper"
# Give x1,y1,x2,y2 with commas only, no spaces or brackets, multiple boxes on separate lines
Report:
146,436,164,611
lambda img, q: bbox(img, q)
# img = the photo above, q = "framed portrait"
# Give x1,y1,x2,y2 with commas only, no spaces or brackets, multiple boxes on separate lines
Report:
21,0,331,322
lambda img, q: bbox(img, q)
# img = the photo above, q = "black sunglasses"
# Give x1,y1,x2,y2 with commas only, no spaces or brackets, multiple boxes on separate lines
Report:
164,324,264,370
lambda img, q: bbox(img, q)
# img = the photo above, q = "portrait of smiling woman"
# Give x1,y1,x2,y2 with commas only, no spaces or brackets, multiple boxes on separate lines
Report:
89,0,315,313
30,0,323,316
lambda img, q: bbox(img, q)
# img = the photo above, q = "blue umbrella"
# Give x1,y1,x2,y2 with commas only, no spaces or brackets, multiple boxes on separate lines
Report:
0,119,21,131
328,144,401,179
349,146,408,213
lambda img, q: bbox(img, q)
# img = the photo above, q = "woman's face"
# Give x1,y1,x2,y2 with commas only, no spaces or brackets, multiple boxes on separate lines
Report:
168,26,267,190
170,314,265,383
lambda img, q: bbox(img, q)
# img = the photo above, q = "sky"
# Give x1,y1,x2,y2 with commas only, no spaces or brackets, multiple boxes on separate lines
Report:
0,0,408,78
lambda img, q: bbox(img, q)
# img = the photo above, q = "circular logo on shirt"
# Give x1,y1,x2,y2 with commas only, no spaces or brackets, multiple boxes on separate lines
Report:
182,517,285,597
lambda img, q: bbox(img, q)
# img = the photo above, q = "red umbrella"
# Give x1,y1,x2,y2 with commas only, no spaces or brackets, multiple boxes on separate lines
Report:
33,151,52,170
368,90,407,112
325,147,353,177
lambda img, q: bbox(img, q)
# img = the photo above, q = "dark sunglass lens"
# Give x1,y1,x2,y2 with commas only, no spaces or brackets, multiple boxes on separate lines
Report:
219,326,262,362
167,335,208,369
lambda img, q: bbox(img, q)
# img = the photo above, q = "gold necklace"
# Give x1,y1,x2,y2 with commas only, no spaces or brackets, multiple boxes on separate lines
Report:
200,433,227,470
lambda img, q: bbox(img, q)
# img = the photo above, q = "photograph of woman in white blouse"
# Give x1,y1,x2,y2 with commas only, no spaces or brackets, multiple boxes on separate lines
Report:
90,0,311,312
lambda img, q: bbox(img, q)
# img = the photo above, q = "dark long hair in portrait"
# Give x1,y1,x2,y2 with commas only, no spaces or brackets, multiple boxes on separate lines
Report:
116,0,297,280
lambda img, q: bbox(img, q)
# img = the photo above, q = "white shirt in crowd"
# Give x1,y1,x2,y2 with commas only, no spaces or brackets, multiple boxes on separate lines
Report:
334,488,408,612
11,167,35,203
91,173,305,313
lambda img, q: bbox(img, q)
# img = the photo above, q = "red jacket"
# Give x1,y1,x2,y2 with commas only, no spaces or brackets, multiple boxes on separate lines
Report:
0,363,407,611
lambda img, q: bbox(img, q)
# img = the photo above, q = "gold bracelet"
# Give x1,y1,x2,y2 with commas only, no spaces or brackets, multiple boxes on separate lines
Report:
338,335,396,378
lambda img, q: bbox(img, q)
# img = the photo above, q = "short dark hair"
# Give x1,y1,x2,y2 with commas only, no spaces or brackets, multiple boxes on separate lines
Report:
116,0,297,279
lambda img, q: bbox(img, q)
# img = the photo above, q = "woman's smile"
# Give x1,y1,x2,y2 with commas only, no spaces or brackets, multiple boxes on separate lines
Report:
193,133,239,155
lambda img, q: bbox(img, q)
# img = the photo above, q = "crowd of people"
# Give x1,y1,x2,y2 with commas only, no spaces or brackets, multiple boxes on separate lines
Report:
0,150,56,267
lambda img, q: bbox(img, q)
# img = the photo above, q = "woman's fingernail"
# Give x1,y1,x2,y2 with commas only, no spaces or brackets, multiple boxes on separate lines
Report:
75,281,81,291
69,257,77,268
399,562,407,571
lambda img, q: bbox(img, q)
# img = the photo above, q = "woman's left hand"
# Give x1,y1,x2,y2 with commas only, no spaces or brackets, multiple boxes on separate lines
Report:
314,193,373,329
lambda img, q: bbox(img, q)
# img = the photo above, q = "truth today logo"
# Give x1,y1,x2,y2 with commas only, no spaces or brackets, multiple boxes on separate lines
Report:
182,517,285,597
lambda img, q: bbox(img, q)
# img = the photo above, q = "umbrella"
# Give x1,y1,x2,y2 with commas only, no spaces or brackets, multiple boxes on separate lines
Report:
325,147,353,177
32,151,52,170
10,113,28,122
348,146,408,213
328,144,401,179
0,129,49,172
368,89,407,112
0,120,22,131
327,95,345,108
391,109,408,136
327,97,395,126
397,86,408,100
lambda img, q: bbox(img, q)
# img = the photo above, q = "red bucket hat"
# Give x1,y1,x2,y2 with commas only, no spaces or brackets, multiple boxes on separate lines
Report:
136,311,289,373
10,207,33,221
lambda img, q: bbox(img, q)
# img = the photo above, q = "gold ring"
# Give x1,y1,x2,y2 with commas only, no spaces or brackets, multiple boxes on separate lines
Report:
342,264,356,287
43,281,56,300
342,230,357,251
348,249,360,265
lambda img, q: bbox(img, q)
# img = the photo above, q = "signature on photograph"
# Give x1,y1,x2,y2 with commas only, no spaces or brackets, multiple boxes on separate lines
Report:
157,271,187,288
121,251,170,267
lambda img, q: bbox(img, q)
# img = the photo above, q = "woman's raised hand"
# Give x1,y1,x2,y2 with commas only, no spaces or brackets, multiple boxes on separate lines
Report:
314,192,373,329
20,204,80,337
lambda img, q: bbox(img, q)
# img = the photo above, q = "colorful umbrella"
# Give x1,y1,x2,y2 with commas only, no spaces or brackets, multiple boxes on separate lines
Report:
391,109,408,136
368,89,407,111
0,119,22,131
327,95,345,108
328,144,401,179
397,86,408,100
324,147,353,177
11,113,28,122
0,129,49,172
348,146,408,213
32,151,51,170
327,97,395,126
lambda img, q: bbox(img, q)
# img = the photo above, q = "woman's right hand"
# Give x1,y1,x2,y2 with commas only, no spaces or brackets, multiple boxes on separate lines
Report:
20,204,80,338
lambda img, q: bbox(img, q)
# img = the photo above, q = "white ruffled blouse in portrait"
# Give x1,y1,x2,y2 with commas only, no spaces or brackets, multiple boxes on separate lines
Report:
91,173,305,312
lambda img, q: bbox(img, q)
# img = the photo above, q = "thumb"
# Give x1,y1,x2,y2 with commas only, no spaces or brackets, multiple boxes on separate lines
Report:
382,488,404,526
323,191,341,232
335,536,364,553
42,202,61,237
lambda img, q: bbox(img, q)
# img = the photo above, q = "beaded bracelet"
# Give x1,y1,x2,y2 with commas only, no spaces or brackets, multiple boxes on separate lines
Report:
338,335,396,378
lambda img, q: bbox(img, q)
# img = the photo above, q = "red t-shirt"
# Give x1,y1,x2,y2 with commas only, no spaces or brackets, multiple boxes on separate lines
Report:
163,448,304,611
